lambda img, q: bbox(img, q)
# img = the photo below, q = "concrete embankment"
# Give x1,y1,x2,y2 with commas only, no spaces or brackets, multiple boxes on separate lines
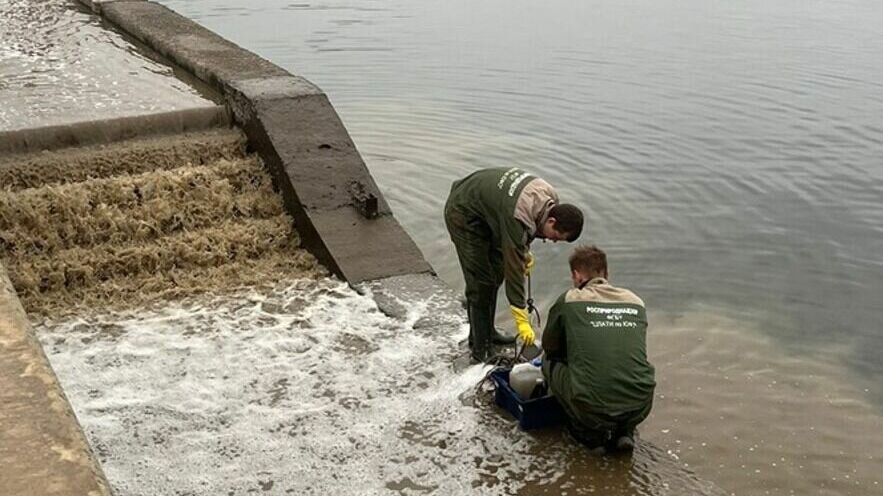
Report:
86,0,432,283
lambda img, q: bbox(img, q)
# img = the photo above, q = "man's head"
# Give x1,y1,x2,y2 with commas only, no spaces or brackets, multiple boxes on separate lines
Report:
569,245,608,287
540,203,583,242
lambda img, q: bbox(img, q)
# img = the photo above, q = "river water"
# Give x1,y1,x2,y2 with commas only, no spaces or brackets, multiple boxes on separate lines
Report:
154,0,882,494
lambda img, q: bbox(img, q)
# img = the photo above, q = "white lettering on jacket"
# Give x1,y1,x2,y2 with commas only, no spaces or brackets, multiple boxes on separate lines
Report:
585,306,639,316
507,172,531,197
497,168,520,189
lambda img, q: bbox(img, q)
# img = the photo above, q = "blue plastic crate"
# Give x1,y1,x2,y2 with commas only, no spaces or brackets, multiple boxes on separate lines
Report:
490,367,566,430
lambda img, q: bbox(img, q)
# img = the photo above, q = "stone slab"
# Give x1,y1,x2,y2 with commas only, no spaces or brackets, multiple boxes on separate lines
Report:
228,76,324,101
0,105,230,156
237,82,431,280
306,208,432,283
250,92,390,213
0,264,111,496
359,273,464,330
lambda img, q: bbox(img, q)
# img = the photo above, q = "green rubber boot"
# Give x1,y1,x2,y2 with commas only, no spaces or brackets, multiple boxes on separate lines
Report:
488,292,516,345
467,285,496,362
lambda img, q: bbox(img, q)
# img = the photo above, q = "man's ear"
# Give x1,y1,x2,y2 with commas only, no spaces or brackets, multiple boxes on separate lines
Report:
571,269,584,286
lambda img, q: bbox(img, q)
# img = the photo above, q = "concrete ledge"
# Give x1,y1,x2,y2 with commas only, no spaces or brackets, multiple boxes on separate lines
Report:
0,105,230,156
77,0,144,14
99,1,290,92
361,273,464,331
309,209,432,282
246,89,386,213
0,264,111,496
95,0,432,283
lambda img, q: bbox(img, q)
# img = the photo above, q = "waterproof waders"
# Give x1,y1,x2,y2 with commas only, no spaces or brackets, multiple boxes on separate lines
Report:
445,205,515,361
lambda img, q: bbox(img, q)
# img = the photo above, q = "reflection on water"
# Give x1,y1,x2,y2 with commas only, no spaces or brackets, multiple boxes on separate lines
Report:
38,280,722,495
0,0,209,131
156,0,883,492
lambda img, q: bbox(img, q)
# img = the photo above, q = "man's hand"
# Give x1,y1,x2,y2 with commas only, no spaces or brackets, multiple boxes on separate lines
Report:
524,252,535,275
510,306,535,346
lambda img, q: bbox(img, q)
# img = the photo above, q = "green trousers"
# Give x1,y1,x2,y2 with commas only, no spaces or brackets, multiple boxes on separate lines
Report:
444,204,503,358
444,206,504,301
543,360,652,446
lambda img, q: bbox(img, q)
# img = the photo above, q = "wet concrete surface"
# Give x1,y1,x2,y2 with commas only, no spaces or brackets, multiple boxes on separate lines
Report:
0,0,213,132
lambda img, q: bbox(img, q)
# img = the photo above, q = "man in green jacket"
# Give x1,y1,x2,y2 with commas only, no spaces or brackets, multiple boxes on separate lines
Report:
542,245,655,452
444,167,583,362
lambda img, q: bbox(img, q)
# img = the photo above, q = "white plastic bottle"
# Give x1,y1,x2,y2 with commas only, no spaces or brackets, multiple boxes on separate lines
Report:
509,362,544,399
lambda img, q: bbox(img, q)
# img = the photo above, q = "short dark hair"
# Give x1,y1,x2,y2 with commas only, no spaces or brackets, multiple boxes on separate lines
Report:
569,245,607,278
549,203,583,241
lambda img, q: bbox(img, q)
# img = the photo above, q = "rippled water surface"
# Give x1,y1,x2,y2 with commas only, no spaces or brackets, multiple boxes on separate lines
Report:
155,0,882,493
0,0,210,131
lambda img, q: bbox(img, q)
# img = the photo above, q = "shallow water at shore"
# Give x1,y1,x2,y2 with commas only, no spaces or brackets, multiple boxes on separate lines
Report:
39,280,882,494
39,280,729,496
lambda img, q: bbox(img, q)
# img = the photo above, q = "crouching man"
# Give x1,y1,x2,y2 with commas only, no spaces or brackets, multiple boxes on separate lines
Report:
542,245,656,452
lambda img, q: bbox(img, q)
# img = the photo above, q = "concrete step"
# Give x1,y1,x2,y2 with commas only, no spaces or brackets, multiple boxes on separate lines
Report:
0,157,281,257
7,215,323,316
0,128,246,191
0,128,324,317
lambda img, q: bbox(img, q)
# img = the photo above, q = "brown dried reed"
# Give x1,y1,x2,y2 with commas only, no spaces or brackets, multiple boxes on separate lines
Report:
0,131,325,318
0,128,245,191
0,158,281,257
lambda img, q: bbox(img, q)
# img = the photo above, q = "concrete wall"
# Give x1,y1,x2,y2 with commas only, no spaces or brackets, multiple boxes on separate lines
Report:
84,0,433,284
0,264,112,496
0,106,229,156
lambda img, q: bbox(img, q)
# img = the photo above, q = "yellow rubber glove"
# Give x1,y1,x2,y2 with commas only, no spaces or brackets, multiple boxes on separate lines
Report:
510,306,536,346
524,252,535,275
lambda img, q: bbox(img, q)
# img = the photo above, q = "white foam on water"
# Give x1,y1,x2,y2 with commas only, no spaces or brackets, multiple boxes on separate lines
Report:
35,280,526,495
37,278,717,495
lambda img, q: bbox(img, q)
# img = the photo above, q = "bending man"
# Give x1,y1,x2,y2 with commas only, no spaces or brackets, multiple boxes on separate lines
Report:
444,167,583,362
542,245,656,452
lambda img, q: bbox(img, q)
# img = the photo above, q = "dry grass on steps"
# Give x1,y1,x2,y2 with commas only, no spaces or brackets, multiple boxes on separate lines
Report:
0,157,281,257
0,130,327,318
8,215,299,292
21,249,324,318
0,128,246,191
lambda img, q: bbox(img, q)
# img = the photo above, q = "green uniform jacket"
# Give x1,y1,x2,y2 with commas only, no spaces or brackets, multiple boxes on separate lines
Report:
445,167,558,308
542,277,656,414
